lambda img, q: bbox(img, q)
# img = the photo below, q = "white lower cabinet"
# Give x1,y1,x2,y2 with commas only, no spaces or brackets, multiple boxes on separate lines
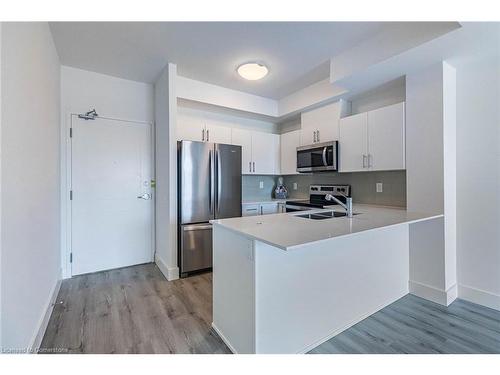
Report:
242,204,260,217
242,202,283,216
259,203,279,215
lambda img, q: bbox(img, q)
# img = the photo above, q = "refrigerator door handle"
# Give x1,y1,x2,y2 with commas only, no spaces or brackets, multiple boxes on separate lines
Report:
209,150,214,214
216,149,222,214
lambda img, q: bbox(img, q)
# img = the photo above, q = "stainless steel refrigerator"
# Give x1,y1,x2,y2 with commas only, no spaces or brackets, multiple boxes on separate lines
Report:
178,140,242,277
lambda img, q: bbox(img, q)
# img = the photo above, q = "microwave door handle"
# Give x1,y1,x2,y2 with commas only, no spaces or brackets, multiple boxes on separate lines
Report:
322,147,328,166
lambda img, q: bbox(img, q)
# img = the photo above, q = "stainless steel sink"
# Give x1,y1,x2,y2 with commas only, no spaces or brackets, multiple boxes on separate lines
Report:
296,211,358,220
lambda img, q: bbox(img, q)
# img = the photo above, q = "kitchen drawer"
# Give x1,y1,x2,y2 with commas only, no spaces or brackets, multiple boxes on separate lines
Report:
242,204,260,216
259,203,279,215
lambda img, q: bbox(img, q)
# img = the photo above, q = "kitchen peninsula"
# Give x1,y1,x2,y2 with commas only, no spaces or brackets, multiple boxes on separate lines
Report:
211,205,442,353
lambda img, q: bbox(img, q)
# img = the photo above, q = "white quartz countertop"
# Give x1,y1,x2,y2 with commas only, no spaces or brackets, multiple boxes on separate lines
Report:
211,204,443,250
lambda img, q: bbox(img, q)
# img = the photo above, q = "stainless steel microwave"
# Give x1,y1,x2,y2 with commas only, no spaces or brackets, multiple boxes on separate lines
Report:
296,141,338,173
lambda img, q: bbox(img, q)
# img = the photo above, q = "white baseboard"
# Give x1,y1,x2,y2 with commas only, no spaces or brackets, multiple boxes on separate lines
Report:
409,280,457,306
154,255,179,281
30,279,62,352
458,284,500,311
211,323,237,354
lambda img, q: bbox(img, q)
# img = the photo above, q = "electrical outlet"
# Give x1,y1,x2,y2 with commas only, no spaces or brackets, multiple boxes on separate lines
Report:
259,181,264,189
376,182,383,193
293,182,298,190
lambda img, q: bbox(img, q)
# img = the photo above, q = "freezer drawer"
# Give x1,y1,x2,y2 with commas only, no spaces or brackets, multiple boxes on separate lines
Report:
180,223,212,275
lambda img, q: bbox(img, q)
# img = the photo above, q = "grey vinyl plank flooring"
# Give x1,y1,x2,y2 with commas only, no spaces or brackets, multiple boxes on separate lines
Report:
311,295,500,354
40,263,230,354
41,265,500,354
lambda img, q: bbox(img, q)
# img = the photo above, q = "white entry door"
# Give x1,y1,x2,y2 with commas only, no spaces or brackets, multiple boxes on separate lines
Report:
71,115,153,275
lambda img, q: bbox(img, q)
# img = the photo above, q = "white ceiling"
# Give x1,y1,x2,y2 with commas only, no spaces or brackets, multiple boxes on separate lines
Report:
49,22,395,99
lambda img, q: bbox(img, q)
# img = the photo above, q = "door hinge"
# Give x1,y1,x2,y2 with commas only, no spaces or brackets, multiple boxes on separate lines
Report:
70,253,73,263
70,190,73,200
69,128,73,138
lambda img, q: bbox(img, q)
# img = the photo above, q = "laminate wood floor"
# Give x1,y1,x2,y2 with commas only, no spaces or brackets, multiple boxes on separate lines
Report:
310,294,500,354
40,263,230,354
41,263,500,354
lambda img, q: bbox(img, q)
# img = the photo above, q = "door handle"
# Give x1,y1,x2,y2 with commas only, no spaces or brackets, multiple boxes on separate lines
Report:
322,147,328,166
137,193,151,200
209,150,214,214
216,149,221,214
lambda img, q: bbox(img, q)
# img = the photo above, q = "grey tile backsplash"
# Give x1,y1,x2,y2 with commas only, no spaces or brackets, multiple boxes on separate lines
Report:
242,175,278,201
242,171,406,207
282,170,407,207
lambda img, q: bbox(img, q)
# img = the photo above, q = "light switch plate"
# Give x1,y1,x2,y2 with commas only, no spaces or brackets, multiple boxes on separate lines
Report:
293,182,298,190
376,182,383,193
259,181,264,189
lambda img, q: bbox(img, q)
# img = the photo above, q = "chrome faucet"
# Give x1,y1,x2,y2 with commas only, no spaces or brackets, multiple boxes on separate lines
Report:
325,193,353,218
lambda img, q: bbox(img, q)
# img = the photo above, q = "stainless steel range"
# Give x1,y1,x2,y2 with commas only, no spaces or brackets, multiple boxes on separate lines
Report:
285,185,351,212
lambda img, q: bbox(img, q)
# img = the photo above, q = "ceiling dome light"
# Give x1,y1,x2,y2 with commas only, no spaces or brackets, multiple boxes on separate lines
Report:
237,62,269,81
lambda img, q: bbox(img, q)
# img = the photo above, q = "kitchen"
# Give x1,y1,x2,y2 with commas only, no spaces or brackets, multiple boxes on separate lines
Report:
1,16,499,363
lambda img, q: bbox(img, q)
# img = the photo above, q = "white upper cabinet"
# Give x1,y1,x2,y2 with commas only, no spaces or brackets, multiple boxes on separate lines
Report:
367,102,405,171
232,129,279,175
339,102,405,172
339,113,368,172
252,132,279,175
176,115,232,144
280,130,301,175
204,119,232,144
300,100,350,146
176,112,205,142
231,128,253,174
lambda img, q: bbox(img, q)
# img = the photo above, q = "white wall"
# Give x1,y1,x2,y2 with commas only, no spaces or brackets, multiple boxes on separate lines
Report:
177,75,278,117
1,22,61,349
456,54,500,310
406,62,457,306
60,66,154,278
154,64,179,280
349,77,406,115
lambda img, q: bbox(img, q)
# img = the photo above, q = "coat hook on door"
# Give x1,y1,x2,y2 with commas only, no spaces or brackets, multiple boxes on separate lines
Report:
78,109,99,120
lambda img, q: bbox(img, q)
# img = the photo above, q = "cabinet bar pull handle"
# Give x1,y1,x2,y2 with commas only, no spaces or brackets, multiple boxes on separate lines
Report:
206,129,209,142
249,162,252,173
253,162,255,172
368,154,372,168
362,154,367,168
202,128,205,141
313,131,316,143
317,130,320,142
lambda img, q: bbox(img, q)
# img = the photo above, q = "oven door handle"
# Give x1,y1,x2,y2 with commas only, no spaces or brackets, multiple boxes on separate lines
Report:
322,147,328,166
